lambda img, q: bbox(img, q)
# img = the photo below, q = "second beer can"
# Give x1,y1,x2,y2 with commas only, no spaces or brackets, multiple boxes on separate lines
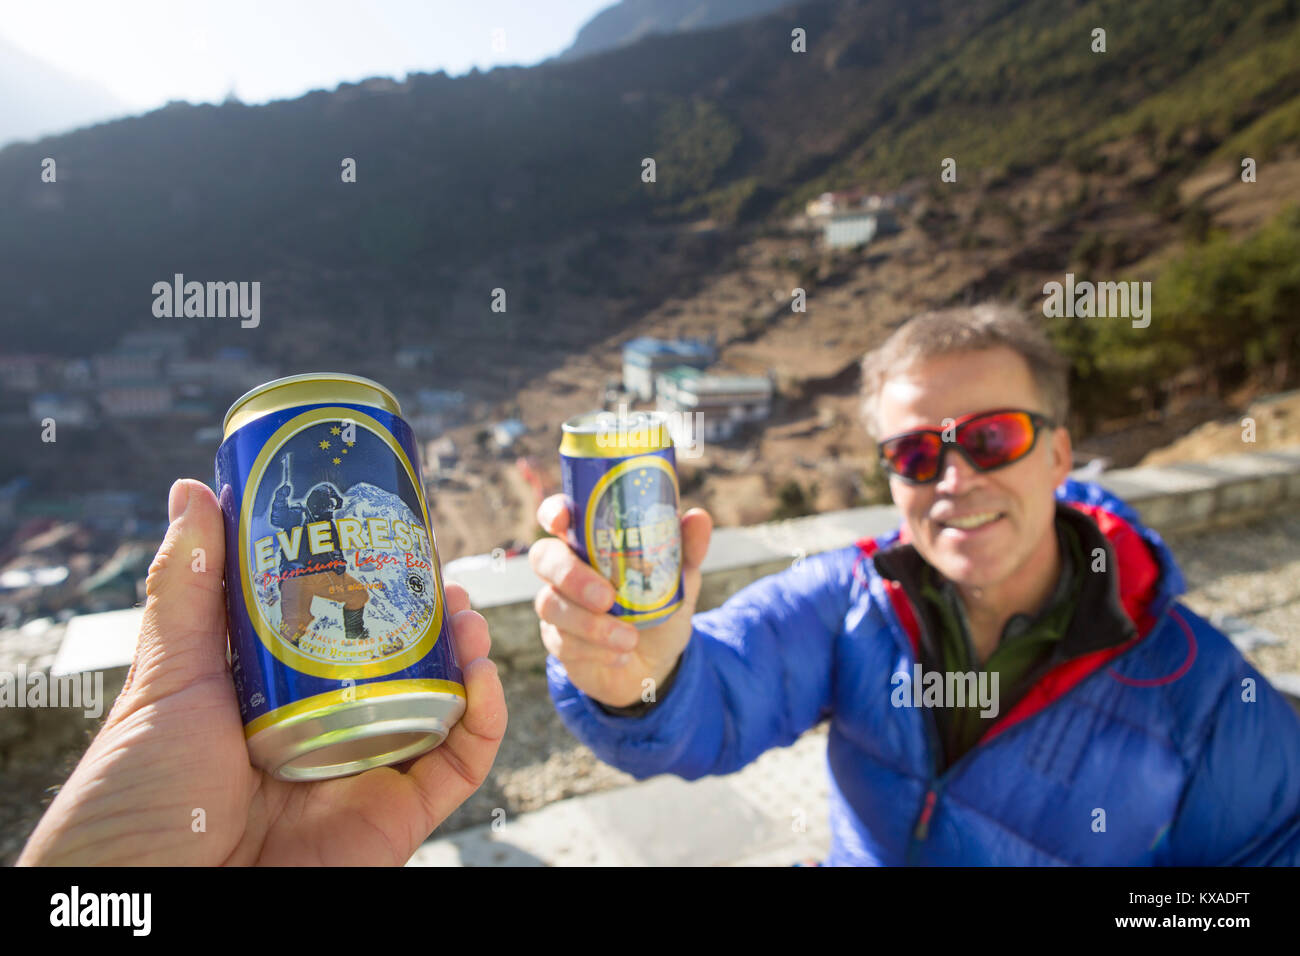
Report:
560,410,684,627
216,373,465,781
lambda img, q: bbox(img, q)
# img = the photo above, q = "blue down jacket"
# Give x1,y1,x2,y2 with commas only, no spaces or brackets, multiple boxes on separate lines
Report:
547,479,1300,865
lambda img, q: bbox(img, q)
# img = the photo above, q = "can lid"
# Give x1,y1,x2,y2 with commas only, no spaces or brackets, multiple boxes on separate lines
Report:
222,373,402,436
560,410,673,457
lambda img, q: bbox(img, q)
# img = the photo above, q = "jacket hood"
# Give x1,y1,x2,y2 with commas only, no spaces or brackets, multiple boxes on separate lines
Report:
855,478,1189,747
859,477,1185,635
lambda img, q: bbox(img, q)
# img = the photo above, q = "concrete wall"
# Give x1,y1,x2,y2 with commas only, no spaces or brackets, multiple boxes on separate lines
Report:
463,446,1300,666
6,445,1299,767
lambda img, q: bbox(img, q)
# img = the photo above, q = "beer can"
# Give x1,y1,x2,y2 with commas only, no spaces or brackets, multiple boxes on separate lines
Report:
216,373,465,781
559,410,684,627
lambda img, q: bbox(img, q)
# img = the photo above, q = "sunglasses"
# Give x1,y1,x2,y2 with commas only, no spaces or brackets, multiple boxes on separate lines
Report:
877,408,1055,484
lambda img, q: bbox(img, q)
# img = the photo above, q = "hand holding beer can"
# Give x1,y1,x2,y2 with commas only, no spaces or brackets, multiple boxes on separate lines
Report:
559,411,684,628
216,373,465,781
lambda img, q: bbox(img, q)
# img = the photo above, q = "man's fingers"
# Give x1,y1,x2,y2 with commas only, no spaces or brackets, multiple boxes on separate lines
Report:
534,585,638,651
681,508,713,572
536,494,569,536
448,608,490,665
407,656,506,830
127,479,230,708
528,537,614,611
444,580,472,618
539,621,635,668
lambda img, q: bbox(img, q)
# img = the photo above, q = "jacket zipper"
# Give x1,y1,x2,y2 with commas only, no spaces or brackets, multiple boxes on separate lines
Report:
906,676,946,865
877,514,1178,865
905,643,1065,861
902,614,1172,863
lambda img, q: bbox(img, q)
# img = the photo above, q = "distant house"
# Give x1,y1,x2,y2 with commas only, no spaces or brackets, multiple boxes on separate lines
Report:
805,189,911,219
415,389,466,413
99,384,173,418
173,397,214,418
805,189,905,249
118,329,189,361
395,345,436,370
429,436,458,472
61,359,93,388
655,366,774,444
805,191,857,219
29,393,95,427
94,353,159,386
168,356,278,390
622,336,717,401
823,213,895,249
406,413,444,439
492,419,527,451
0,354,50,391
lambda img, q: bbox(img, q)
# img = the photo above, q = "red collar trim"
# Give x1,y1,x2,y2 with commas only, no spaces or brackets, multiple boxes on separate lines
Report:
853,501,1166,742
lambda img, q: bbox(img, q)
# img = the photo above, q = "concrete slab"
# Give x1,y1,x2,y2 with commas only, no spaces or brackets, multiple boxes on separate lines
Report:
409,726,832,867
1099,465,1222,496
1214,614,1285,653
1269,672,1300,702
50,607,143,676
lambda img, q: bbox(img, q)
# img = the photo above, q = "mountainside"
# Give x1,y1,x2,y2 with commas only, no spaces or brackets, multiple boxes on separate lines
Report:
1,0,1298,557
558,0,805,61
3,0,1297,362
0,36,128,147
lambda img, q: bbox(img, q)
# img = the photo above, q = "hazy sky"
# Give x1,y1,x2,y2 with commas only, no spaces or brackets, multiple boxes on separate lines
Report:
1,0,614,112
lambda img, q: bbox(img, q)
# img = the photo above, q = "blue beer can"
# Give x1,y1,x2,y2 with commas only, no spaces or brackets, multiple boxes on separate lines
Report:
216,373,465,781
559,410,684,627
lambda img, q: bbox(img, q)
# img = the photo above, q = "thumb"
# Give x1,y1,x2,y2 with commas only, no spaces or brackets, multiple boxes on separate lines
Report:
679,507,712,610
122,479,230,707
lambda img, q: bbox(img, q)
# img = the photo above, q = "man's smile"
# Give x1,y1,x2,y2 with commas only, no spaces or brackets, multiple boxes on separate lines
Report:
936,511,1006,533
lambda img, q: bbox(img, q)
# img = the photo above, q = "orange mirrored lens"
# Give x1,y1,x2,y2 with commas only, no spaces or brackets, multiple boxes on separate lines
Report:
881,430,942,482
960,412,1035,468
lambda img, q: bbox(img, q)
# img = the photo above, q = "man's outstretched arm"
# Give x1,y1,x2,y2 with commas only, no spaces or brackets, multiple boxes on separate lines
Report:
530,494,852,782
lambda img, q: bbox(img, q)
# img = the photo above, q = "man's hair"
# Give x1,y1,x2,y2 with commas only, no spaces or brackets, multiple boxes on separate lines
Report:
859,303,1070,440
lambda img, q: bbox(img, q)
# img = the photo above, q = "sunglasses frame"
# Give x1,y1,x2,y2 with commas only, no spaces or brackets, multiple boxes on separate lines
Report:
876,407,1056,485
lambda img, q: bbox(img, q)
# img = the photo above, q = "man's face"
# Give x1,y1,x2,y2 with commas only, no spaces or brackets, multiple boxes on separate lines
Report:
876,347,1072,590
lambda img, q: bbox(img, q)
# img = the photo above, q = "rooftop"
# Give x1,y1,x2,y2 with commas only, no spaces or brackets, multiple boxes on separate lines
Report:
622,336,716,359
658,365,773,395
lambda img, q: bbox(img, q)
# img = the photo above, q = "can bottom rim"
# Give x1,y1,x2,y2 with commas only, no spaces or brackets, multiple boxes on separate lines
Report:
247,691,466,782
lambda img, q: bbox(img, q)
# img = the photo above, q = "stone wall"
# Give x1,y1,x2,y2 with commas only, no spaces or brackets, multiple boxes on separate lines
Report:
5,445,1299,773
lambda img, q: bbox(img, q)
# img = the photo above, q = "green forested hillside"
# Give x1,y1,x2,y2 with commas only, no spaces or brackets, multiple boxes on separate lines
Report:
0,0,1295,404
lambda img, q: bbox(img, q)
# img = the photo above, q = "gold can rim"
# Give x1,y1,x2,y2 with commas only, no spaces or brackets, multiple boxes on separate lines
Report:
222,372,402,437
560,410,673,457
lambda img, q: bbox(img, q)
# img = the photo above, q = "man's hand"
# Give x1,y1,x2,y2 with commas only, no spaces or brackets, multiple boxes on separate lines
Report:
529,493,712,709
17,478,507,866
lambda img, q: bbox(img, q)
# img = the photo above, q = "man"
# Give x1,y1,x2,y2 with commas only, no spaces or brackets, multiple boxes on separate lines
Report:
530,304,1300,865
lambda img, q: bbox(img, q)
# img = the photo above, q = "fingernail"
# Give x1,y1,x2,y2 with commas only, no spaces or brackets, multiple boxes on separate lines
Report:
584,581,610,606
613,653,631,667
609,625,637,650
168,480,191,523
